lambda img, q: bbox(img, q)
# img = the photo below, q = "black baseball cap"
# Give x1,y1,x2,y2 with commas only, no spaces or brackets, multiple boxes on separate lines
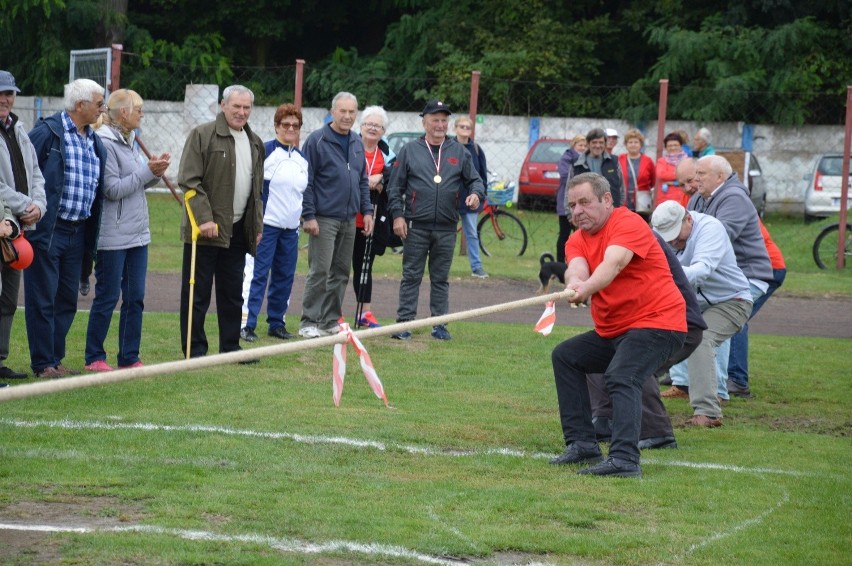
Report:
420,100,452,117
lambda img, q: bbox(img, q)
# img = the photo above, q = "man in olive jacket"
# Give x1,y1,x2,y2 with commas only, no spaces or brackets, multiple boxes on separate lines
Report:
178,85,264,358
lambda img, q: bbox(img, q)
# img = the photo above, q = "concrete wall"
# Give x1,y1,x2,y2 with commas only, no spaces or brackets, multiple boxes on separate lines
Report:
14,90,847,215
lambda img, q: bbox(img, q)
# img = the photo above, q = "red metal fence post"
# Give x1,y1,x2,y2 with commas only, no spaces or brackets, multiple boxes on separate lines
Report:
654,79,669,197
837,85,851,269
294,59,305,111
110,44,123,92
469,70,481,139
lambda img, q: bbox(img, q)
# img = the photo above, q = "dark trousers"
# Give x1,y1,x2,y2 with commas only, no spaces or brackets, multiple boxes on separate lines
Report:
556,215,573,263
728,268,786,386
352,230,377,305
588,325,704,439
0,264,22,367
396,227,456,321
552,328,684,463
245,225,298,331
180,219,248,357
24,220,85,372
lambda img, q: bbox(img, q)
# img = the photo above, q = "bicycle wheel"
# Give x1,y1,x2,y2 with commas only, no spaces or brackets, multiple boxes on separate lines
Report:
813,223,852,269
478,210,528,257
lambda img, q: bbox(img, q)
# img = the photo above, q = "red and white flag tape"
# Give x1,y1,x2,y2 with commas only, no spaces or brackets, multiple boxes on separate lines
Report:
534,301,556,335
332,322,389,407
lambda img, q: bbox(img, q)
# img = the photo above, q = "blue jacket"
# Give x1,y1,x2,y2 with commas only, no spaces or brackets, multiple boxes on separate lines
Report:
300,123,371,221
28,112,106,254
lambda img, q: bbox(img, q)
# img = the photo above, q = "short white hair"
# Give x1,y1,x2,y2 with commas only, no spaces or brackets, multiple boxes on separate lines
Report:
699,154,731,177
696,127,712,144
360,105,388,128
63,79,103,111
222,84,254,104
332,91,358,110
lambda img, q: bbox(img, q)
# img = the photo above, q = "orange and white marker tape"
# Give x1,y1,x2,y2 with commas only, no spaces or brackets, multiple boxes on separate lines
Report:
534,301,557,335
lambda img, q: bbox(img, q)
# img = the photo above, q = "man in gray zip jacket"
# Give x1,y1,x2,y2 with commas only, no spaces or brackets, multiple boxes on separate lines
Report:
386,100,484,341
688,155,772,399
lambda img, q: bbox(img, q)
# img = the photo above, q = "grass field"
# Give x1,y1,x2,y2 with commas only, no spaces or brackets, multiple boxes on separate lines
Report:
0,312,849,564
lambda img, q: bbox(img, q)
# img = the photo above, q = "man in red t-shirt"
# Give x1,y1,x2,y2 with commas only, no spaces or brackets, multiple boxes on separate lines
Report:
550,172,686,478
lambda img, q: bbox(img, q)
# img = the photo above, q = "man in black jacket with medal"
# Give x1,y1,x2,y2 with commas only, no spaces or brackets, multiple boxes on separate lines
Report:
386,100,485,341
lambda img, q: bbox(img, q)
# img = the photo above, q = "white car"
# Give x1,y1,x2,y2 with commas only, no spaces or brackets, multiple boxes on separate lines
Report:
803,154,852,222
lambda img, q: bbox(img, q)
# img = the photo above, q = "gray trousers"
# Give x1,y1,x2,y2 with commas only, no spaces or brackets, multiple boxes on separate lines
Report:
0,264,21,367
397,226,457,322
688,299,752,418
300,216,356,332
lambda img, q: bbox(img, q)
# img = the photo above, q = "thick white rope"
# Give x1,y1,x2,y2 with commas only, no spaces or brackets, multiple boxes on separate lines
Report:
0,289,576,403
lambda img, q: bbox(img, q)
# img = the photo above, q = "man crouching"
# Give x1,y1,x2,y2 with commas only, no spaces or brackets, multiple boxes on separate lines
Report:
550,173,686,477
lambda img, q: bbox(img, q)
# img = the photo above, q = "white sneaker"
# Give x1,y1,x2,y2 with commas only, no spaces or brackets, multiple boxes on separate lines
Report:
298,326,323,338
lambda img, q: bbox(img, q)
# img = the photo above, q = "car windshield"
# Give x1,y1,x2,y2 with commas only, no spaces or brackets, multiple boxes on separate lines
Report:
818,156,847,176
530,141,572,163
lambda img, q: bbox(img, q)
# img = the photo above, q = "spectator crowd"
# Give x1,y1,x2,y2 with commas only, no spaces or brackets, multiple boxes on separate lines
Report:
0,72,784,478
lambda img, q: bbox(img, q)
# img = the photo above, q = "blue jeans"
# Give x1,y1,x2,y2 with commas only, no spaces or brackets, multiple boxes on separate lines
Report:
85,245,148,366
246,225,298,331
728,272,785,387
552,328,684,464
460,212,482,271
24,219,85,373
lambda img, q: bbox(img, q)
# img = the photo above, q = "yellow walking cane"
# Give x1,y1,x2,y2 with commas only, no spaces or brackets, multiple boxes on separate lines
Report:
183,189,201,360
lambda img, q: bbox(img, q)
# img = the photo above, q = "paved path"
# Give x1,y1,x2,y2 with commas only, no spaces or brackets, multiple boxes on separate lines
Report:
49,272,852,339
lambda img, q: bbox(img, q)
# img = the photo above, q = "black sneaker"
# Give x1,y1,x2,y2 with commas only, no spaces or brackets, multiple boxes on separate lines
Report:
268,326,294,340
549,442,603,466
240,327,258,342
577,456,642,478
0,366,27,380
726,378,753,398
79,279,90,296
637,436,678,450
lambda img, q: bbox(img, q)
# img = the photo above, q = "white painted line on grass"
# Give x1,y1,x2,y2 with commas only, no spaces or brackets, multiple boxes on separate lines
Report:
0,418,818,477
669,490,791,562
0,522,460,565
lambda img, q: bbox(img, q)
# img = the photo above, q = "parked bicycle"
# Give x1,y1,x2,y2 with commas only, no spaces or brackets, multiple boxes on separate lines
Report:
813,222,851,269
476,181,528,257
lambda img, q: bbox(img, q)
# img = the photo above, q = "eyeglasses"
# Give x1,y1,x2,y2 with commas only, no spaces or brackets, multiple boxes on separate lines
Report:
456,124,471,130
278,122,301,130
362,122,384,131
85,99,105,109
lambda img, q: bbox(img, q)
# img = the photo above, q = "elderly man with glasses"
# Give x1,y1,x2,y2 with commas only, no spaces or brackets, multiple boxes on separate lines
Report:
26,78,107,378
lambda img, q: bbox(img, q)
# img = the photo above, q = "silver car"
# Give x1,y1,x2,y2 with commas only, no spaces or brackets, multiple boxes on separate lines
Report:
803,154,852,222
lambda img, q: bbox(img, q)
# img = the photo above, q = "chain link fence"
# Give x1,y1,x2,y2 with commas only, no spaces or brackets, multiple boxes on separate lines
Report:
12,51,849,214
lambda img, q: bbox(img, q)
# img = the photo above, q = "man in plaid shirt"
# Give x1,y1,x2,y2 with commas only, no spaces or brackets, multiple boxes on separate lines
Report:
26,79,107,378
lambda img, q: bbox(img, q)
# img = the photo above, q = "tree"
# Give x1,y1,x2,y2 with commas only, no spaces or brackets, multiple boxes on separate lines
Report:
626,6,852,125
